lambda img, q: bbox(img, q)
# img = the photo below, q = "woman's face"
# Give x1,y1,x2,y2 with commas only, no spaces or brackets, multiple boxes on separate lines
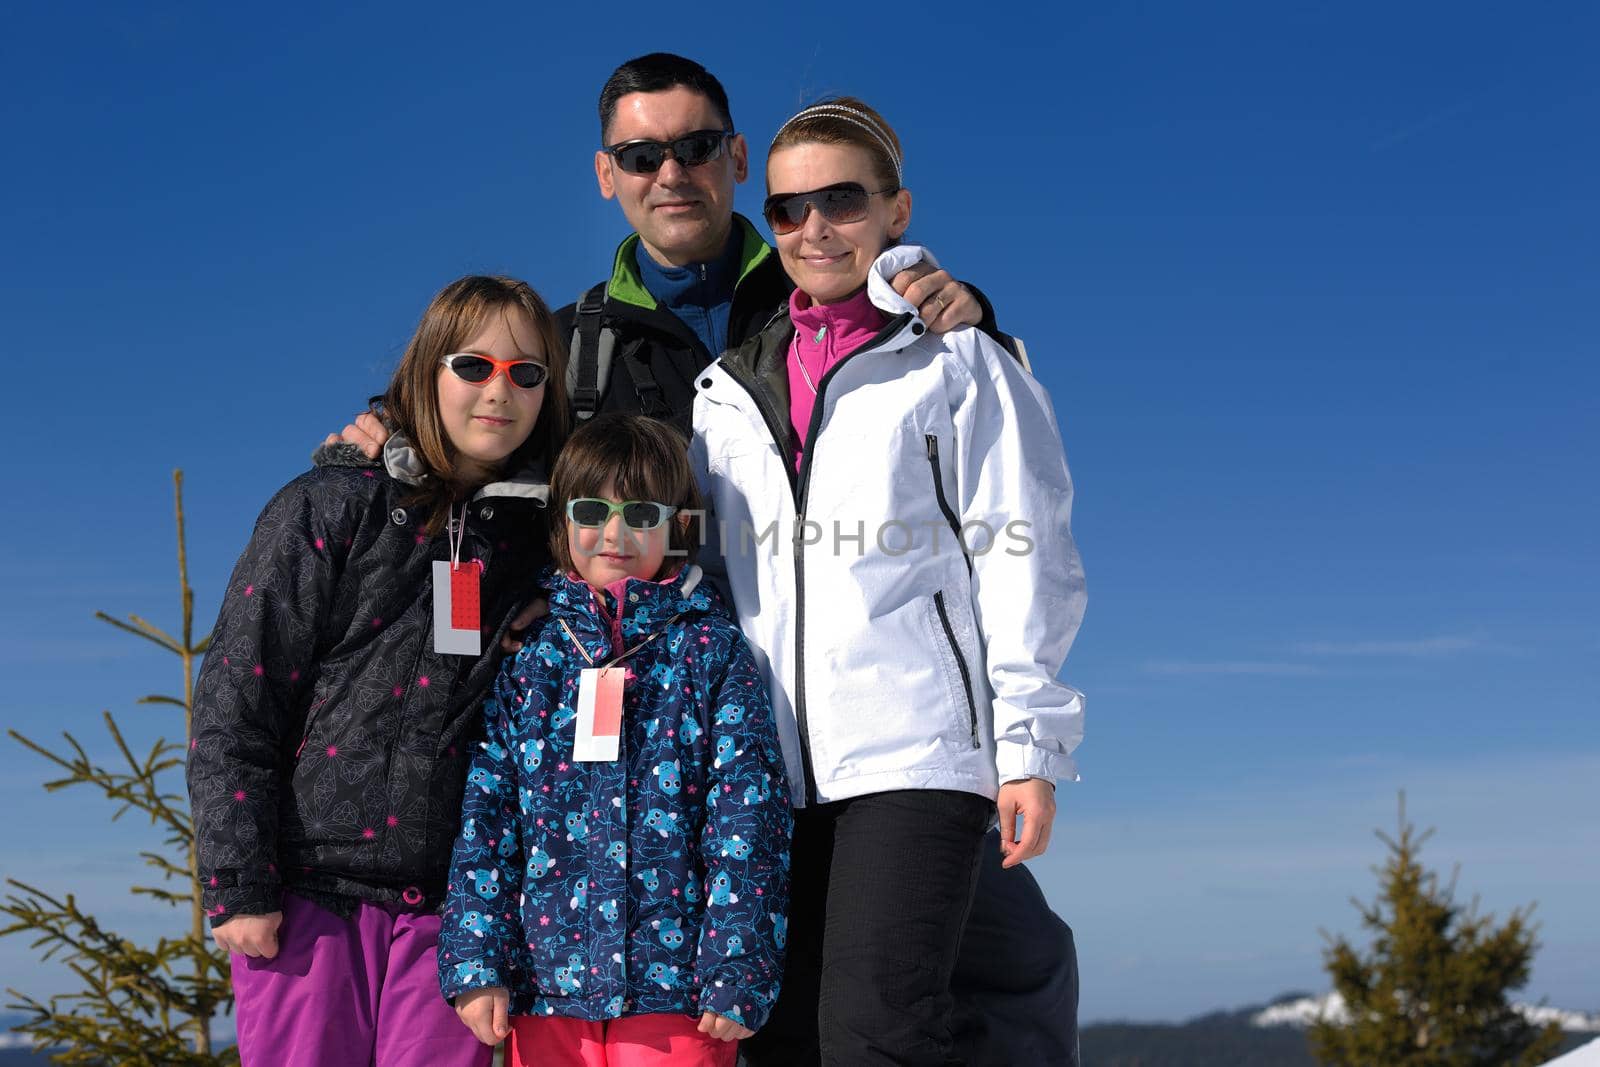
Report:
436,308,545,483
766,142,910,305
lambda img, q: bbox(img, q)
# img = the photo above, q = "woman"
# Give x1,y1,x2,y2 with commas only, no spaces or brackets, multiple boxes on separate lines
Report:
691,98,1086,1066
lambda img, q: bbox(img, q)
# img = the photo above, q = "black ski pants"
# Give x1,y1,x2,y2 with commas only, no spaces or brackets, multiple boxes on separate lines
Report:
741,788,993,1067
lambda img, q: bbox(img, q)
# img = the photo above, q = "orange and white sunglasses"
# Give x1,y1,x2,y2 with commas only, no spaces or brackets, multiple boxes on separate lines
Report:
440,353,549,389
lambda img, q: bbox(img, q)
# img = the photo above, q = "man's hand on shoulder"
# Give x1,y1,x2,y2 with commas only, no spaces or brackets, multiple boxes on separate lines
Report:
320,410,389,461
890,261,983,334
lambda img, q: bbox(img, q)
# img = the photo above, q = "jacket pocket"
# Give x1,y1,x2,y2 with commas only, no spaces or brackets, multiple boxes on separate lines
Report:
925,434,971,574
284,696,396,852
524,929,582,999
932,591,980,749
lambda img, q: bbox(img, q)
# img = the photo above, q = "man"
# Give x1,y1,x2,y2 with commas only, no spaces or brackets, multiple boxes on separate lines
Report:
561,52,989,428
341,52,1080,1067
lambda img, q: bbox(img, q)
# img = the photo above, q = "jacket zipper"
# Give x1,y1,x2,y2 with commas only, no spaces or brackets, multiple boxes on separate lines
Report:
719,313,914,806
933,592,981,749
295,698,328,759
924,434,971,575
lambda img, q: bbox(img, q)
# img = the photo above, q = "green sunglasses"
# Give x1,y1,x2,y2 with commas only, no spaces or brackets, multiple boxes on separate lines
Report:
565,498,678,530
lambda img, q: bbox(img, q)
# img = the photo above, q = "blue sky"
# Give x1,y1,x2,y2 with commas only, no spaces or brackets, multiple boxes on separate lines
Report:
1,1,1596,1024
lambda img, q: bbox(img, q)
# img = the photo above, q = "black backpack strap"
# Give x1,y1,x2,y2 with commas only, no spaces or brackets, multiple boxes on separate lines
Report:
568,283,609,421
997,331,1032,372
617,341,672,418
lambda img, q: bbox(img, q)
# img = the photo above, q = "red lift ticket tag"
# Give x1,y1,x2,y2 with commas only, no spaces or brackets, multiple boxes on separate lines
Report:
573,667,624,762
432,560,481,656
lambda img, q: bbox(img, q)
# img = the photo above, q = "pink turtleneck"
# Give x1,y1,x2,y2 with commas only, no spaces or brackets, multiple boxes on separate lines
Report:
572,565,684,654
786,286,887,472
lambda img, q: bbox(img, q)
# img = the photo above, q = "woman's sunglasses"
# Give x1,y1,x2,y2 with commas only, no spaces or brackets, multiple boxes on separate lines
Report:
603,130,733,175
762,182,898,235
440,353,549,389
566,498,678,530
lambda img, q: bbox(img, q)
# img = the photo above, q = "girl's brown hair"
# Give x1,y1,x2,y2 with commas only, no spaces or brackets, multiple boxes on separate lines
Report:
768,96,903,191
380,275,570,534
548,414,704,576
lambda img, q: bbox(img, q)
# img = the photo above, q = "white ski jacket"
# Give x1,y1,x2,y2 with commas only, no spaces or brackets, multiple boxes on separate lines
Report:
690,245,1085,808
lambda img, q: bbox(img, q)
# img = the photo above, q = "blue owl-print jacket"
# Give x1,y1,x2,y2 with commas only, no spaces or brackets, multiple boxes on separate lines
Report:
437,564,792,1030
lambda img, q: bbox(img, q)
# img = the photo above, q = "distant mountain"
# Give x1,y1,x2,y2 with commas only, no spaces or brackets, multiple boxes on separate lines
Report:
1081,992,1600,1067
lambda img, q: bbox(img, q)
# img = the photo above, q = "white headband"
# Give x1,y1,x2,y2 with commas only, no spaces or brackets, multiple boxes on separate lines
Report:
772,103,903,185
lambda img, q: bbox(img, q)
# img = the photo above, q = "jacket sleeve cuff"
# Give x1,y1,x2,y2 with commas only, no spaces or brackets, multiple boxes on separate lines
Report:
439,957,512,1002
203,875,282,929
995,741,1078,787
961,279,1002,339
698,978,771,1033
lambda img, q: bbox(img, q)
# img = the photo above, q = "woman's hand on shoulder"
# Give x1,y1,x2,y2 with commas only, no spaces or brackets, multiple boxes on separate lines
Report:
454,986,511,1046
698,1011,754,1042
996,778,1057,869
211,911,283,958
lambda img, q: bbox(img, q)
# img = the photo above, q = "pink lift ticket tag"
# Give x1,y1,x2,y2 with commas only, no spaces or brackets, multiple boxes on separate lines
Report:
573,667,624,762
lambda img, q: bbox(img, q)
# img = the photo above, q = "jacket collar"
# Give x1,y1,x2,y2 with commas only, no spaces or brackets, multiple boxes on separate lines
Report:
605,215,776,312
545,564,717,650
380,432,550,504
716,242,937,401
864,243,940,325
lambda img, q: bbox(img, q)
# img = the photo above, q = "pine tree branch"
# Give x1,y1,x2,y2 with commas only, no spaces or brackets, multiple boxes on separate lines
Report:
95,611,183,655
127,614,183,652
2,471,233,1063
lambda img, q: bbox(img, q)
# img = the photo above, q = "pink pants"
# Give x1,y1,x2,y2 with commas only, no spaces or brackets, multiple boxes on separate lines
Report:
507,1013,739,1067
230,893,490,1067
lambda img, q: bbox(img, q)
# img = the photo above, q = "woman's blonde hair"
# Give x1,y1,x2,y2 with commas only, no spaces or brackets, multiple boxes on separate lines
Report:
769,96,903,191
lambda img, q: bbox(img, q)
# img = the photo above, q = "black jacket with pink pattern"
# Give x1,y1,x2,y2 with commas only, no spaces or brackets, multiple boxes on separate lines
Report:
187,440,549,925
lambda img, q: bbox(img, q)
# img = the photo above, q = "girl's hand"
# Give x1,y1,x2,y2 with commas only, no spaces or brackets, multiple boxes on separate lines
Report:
454,986,511,1046
996,778,1057,869
499,597,550,654
211,911,283,958
697,1011,753,1042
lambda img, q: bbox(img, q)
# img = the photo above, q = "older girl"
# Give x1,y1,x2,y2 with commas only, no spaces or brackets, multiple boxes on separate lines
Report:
188,275,568,1067
691,99,1086,1066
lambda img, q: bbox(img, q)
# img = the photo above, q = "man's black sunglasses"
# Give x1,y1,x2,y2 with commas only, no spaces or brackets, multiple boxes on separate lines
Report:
603,130,734,175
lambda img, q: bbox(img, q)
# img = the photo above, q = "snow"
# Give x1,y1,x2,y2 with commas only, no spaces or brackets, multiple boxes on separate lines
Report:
1252,992,1600,1033
1543,1037,1600,1066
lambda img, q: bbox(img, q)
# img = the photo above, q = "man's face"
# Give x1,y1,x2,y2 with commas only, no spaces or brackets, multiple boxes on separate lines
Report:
595,86,748,267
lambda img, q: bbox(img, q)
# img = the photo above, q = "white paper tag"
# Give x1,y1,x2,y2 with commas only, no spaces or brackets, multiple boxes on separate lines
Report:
573,667,624,762
432,560,481,656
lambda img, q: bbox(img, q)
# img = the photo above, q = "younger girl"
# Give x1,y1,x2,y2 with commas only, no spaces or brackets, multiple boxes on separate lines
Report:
692,99,1087,1066
188,275,569,1067
438,414,791,1067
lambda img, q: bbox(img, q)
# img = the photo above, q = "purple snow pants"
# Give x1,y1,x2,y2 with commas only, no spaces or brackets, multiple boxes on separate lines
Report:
231,893,491,1067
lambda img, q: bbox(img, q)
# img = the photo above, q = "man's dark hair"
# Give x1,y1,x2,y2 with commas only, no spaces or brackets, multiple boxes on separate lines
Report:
598,53,734,141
